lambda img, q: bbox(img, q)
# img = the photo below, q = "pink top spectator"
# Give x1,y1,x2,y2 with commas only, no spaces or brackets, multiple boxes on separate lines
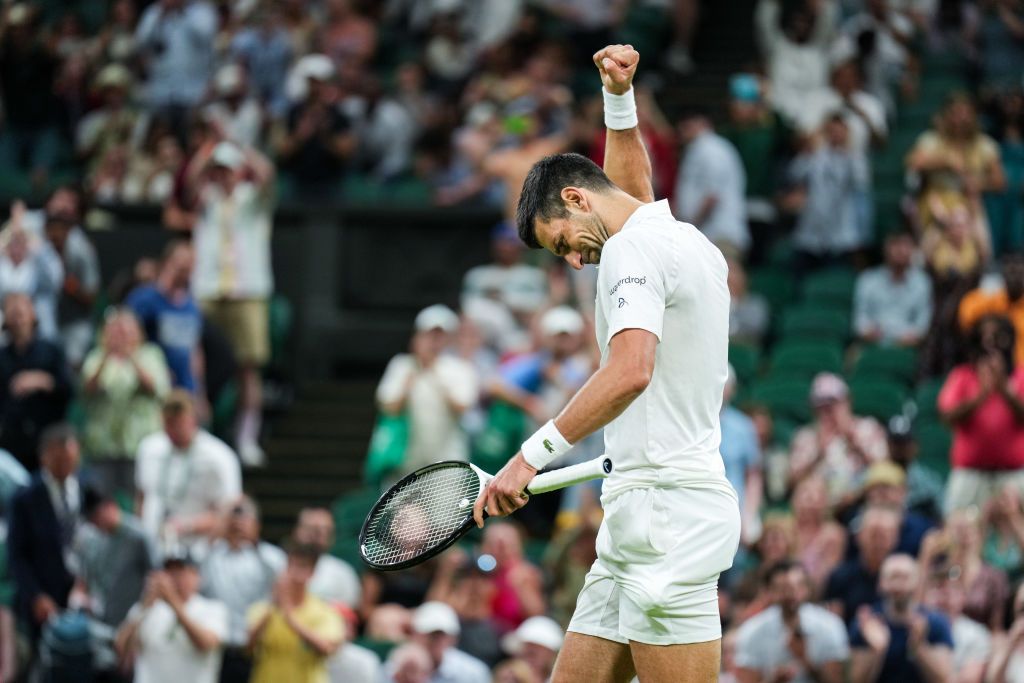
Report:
939,364,1024,470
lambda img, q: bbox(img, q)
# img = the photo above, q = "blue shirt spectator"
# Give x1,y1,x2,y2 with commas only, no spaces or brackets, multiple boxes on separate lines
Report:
720,365,762,543
824,506,901,622
231,9,293,117
134,0,217,109
854,231,932,347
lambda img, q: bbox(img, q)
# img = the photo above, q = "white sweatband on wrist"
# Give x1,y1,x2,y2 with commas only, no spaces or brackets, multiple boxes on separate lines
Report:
521,420,572,470
603,87,638,130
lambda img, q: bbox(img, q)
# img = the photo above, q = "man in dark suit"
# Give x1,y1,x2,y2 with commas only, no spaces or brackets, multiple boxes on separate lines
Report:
7,423,82,636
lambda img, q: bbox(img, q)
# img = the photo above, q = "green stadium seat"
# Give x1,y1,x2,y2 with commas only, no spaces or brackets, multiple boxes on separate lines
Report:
269,294,293,368
914,420,952,479
353,637,397,662
767,239,795,268
769,341,844,379
332,488,384,541
748,376,812,423
211,379,239,442
779,308,851,343
800,268,858,308
729,343,761,385
851,346,919,387
748,267,795,314
849,379,909,422
914,377,946,420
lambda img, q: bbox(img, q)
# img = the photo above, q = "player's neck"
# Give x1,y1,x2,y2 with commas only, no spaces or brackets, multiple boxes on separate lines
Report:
594,189,648,239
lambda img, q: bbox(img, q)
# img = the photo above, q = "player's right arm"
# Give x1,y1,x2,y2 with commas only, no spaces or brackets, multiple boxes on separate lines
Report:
593,45,655,203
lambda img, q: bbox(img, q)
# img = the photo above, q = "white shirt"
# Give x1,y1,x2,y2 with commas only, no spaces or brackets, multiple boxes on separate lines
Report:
952,615,991,677
201,100,263,149
308,555,362,608
794,89,888,158
130,595,229,683
462,262,548,314
135,430,242,542
735,604,850,683
329,642,382,683
594,200,734,501
200,540,285,646
674,132,750,252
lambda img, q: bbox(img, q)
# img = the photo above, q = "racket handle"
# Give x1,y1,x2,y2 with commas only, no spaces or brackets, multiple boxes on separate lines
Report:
526,456,613,495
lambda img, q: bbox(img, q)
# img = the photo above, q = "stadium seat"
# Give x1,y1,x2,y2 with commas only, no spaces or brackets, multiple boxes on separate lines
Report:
800,268,857,309
769,341,844,379
914,377,946,420
729,343,761,385
850,346,919,387
332,488,384,542
748,376,812,423
748,267,795,314
914,420,952,479
849,379,909,422
269,294,293,368
779,308,850,343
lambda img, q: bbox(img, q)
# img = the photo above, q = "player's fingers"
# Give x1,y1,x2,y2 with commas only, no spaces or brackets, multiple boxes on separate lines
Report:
472,490,486,528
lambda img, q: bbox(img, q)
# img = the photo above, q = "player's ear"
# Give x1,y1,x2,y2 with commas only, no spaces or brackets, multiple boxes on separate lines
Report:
560,187,588,212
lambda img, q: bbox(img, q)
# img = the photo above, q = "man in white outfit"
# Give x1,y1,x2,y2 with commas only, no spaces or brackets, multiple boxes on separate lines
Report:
474,44,741,682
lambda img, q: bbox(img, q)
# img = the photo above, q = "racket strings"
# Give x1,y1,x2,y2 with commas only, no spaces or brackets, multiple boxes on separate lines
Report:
363,465,480,566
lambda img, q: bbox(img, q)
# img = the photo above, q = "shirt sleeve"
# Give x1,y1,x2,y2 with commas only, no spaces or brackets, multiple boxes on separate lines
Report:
440,359,479,409
732,622,763,669
376,355,414,406
927,613,954,647
816,614,851,663
203,601,230,642
937,366,971,414
247,602,270,629
596,232,669,346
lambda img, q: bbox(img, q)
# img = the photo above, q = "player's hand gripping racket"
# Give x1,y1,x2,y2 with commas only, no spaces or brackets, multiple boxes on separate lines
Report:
359,456,612,571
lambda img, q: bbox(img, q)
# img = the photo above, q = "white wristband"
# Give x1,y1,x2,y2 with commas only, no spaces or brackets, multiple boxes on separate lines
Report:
603,87,638,130
521,420,572,470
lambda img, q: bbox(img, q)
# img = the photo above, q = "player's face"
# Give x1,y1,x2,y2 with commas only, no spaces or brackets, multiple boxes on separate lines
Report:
535,209,609,271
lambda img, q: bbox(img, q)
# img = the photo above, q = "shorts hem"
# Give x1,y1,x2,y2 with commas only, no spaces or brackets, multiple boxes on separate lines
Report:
566,624,629,645
567,624,723,647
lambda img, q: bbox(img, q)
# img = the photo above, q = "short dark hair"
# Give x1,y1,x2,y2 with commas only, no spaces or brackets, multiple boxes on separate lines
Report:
285,540,322,565
39,423,77,455
762,559,805,587
516,153,614,249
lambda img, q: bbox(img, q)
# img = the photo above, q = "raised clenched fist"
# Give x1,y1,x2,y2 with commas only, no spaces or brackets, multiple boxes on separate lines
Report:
593,44,639,96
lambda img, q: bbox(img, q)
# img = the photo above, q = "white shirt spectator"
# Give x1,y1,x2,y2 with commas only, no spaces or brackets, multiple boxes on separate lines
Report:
951,615,990,680
735,604,850,683
135,430,242,544
854,265,932,344
674,131,750,252
462,263,548,315
202,100,264,149
795,89,888,159
134,1,218,108
200,539,285,646
343,96,418,181
308,554,362,609
789,147,869,255
384,646,490,683
840,11,914,113
0,237,63,340
128,595,229,683
329,642,384,683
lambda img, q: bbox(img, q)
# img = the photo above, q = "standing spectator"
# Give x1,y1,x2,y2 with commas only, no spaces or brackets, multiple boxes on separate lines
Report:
43,207,101,369
797,57,888,158
409,601,491,683
939,314,1024,513
788,373,889,508
727,257,770,347
721,365,764,545
376,304,479,477
782,115,870,274
230,6,293,117
923,573,991,683
0,202,64,340
500,616,564,683
735,561,849,683
116,551,229,683
959,252,1024,367
202,66,264,150
0,293,72,470
975,0,1024,92
7,425,81,636
81,309,172,493
840,0,915,114
462,223,549,324
76,64,142,170
673,108,750,255
201,495,285,683
134,0,218,136
187,140,275,465
825,505,901,622
923,196,991,282
854,230,933,346
293,507,361,609
126,241,204,393
135,390,242,549
247,542,344,683
849,554,953,683
792,477,848,594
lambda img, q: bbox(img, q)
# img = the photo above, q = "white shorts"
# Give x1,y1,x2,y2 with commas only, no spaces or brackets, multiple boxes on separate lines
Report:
568,485,741,645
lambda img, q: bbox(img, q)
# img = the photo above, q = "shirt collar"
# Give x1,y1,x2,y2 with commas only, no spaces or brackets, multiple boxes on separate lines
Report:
620,199,672,233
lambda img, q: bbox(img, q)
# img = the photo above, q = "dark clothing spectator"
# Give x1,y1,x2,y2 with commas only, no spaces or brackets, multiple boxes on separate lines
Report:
850,605,954,683
278,100,354,190
825,559,882,624
0,15,59,177
76,510,157,627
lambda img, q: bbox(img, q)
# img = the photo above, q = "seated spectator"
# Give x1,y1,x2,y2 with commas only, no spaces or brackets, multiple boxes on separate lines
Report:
201,66,264,149
919,509,1010,632
735,560,849,683
247,542,344,683
318,0,377,69
855,461,936,557
81,309,171,493
230,6,293,117
673,108,750,255
720,365,763,545
481,523,545,632
0,293,72,470
500,616,564,683
46,218,99,372
885,416,944,521
960,252,1024,367
492,658,536,683
782,115,870,274
126,241,204,393
409,601,491,683
983,484,1024,583
293,507,361,608
384,642,434,683
116,551,229,683
850,554,953,683
825,505,901,622
426,549,502,667
730,514,798,618
7,425,82,637
788,373,889,509
377,305,479,477
543,509,600,628
200,495,285,683
75,63,142,171
135,390,242,549
854,230,932,347
792,477,847,594
939,314,1024,513
726,257,770,346
923,571,991,683
988,582,1024,683
328,604,384,682
462,223,549,324
922,196,991,283
0,201,64,340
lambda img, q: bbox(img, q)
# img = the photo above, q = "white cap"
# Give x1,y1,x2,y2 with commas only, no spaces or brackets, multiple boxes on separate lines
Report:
414,305,459,333
211,141,245,170
214,64,245,96
540,306,583,337
501,616,564,655
412,601,460,636
285,54,336,102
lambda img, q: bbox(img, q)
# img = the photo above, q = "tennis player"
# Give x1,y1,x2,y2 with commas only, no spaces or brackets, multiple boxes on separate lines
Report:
472,45,741,682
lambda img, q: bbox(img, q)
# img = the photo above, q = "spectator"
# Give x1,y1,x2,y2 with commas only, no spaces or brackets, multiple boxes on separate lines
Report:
0,447,28,516
733,513,800,618
186,140,275,466
201,66,264,149
81,309,172,493
726,257,770,346
673,108,750,255
135,390,242,549
824,505,901,622
491,658,536,683
721,364,764,546
349,77,419,182
849,554,953,683
384,642,434,683
42,206,101,369
230,6,293,117
988,582,1024,683
462,223,549,323
788,373,889,508
480,523,545,631
318,0,378,69
0,202,64,340
76,63,143,171
885,416,944,520
247,542,344,683
7,424,81,636
735,560,849,683
126,241,203,393
854,230,933,347
839,0,916,115
328,604,384,682
983,484,1024,583
853,461,936,558
293,507,361,609
427,550,502,667
0,293,72,470
792,477,848,594
923,572,991,683
782,114,870,274
377,304,479,477
116,551,229,683
500,616,564,683
796,56,888,158
939,314,1024,513
409,601,491,683
975,0,1024,90
923,196,991,282
134,0,218,135
959,252,1024,367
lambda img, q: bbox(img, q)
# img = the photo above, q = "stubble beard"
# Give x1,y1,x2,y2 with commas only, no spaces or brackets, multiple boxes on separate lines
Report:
576,213,610,265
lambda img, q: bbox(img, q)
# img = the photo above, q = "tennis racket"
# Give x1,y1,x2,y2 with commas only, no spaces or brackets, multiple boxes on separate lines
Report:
359,456,613,571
